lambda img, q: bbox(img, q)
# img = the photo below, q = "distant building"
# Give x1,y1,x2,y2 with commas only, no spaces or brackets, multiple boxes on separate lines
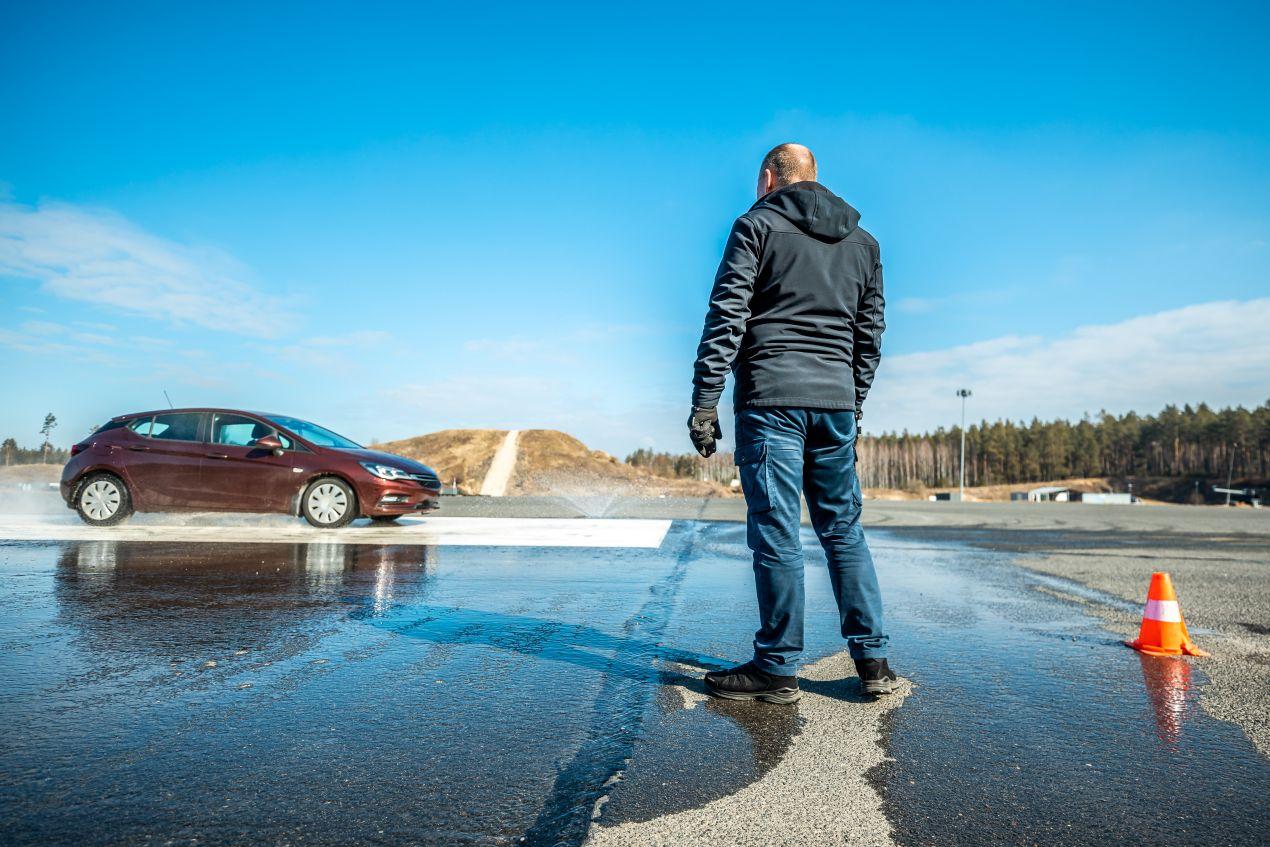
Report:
1026,486,1069,502
1073,492,1134,505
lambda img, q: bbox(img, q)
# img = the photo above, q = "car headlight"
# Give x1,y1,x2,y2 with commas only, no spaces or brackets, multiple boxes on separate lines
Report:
359,462,413,481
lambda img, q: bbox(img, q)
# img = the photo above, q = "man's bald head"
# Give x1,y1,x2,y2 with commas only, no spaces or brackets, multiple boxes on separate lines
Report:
758,143,817,197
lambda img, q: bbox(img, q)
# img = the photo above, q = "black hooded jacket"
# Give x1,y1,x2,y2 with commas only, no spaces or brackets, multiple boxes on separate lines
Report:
691,181,885,412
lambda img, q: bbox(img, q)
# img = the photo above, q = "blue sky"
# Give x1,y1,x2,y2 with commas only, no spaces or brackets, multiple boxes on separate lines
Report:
2,1,1268,455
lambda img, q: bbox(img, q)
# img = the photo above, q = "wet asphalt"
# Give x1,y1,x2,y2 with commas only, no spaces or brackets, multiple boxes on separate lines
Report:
0,522,1267,846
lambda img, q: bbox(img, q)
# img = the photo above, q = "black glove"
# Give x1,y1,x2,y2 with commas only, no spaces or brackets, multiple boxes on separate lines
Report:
687,406,723,458
854,408,864,425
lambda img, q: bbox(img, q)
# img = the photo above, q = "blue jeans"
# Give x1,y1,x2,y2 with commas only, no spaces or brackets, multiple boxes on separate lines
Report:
735,407,888,674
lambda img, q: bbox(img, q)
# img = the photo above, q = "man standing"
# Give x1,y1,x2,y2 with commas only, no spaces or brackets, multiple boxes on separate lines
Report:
689,143,896,703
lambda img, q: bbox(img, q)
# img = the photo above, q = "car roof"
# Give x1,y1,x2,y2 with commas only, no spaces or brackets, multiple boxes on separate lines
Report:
111,408,274,421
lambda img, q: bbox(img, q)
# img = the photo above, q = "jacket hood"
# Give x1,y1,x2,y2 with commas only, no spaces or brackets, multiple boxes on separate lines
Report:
752,181,859,242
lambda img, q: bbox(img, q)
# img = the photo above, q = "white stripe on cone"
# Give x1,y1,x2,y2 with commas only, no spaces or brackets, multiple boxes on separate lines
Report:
1144,599,1182,623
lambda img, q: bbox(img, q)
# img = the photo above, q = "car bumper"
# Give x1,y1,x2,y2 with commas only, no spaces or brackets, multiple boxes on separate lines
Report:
356,478,442,517
59,461,83,507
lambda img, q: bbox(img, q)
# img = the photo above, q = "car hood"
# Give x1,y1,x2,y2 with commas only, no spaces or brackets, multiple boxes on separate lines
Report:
339,448,436,475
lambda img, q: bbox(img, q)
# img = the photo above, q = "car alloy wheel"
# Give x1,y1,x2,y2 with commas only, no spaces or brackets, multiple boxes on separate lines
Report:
81,478,122,521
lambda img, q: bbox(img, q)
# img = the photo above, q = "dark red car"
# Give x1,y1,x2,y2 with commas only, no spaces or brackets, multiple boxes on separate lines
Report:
60,408,441,528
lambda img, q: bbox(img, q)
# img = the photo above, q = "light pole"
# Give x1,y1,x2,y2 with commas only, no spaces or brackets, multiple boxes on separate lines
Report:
1225,441,1238,507
957,388,972,501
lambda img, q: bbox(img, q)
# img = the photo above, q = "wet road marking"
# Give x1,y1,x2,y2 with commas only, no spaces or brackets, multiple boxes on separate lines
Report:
0,516,672,548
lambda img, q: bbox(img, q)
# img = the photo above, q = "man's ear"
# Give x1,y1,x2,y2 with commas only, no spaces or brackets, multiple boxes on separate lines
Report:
758,167,775,198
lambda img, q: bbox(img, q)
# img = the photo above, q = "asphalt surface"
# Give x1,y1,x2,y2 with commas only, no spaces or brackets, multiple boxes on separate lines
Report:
2,524,901,846
1,498,1267,845
446,495,1270,759
851,500,1270,760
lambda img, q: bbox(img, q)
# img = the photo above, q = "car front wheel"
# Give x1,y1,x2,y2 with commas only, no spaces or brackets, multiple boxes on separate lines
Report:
301,477,357,529
75,473,134,526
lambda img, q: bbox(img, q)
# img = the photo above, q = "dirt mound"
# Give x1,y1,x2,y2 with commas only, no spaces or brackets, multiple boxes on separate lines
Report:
510,429,723,497
375,429,729,498
373,429,507,494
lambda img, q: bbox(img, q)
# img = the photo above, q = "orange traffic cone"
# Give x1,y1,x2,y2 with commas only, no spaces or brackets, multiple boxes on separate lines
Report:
1125,572,1209,657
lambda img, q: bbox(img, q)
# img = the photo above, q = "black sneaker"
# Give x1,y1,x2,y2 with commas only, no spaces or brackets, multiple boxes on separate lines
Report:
855,658,898,695
704,661,800,704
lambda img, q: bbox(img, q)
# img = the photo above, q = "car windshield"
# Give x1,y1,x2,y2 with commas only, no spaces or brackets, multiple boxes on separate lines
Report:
265,415,362,449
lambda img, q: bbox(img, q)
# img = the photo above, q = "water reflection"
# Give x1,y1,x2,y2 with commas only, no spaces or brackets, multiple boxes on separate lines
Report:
1137,653,1196,746
43,536,807,845
54,541,436,663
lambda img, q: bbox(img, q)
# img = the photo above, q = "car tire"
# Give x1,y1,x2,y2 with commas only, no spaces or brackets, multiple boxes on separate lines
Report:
74,473,134,526
369,515,401,524
301,477,357,529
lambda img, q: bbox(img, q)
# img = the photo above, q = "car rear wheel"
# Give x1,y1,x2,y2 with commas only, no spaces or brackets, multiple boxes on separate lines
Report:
302,477,357,528
75,473,133,526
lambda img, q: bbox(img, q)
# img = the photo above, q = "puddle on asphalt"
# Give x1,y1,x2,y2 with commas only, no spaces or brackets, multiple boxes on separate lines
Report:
1020,570,1144,613
0,525,806,847
1,523,1267,846
869,530,1270,846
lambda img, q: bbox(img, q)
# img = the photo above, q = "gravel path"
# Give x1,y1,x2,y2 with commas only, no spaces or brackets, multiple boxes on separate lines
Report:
478,429,519,496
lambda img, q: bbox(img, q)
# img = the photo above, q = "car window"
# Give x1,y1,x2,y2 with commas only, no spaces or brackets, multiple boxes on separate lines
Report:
212,414,294,449
127,417,154,436
149,413,202,442
95,419,127,434
264,415,361,449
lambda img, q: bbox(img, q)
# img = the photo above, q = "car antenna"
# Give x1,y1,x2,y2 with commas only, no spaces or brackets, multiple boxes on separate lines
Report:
163,389,174,409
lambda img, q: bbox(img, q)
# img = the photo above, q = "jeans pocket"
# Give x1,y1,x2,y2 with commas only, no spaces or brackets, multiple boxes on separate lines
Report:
735,440,774,513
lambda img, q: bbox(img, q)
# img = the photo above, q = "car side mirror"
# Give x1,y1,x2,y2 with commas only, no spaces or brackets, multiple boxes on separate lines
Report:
254,434,285,456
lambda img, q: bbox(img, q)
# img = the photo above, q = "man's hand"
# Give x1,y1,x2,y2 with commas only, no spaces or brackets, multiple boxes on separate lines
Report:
687,407,723,457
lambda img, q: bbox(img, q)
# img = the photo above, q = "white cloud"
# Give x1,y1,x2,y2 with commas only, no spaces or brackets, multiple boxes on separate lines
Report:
894,296,941,315
377,301,1270,453
383,373,597,430
463,337,543,357
461,325,653,363
0,321,124,365
0,199,290,336
269,331,394,374
867,298,1270,433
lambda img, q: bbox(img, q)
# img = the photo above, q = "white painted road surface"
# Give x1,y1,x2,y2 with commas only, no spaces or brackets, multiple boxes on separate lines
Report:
0,515,672,548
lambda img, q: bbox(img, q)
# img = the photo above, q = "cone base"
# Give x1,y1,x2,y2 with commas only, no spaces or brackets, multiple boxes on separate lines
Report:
1125,639,1210,658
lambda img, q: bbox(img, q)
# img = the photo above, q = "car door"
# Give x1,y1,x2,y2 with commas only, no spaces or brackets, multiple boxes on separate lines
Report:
117,412,210,509
201,413,312,513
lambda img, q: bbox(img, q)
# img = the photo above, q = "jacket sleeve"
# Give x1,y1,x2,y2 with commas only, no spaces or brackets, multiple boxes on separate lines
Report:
691,215,762,409
852,252,885,411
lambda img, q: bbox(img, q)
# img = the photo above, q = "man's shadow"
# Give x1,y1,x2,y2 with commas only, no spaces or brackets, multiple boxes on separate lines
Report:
351,602,873,703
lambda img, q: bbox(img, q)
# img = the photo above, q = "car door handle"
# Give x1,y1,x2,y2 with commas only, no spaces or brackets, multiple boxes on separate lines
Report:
206,452,229,460
128,445,151,452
